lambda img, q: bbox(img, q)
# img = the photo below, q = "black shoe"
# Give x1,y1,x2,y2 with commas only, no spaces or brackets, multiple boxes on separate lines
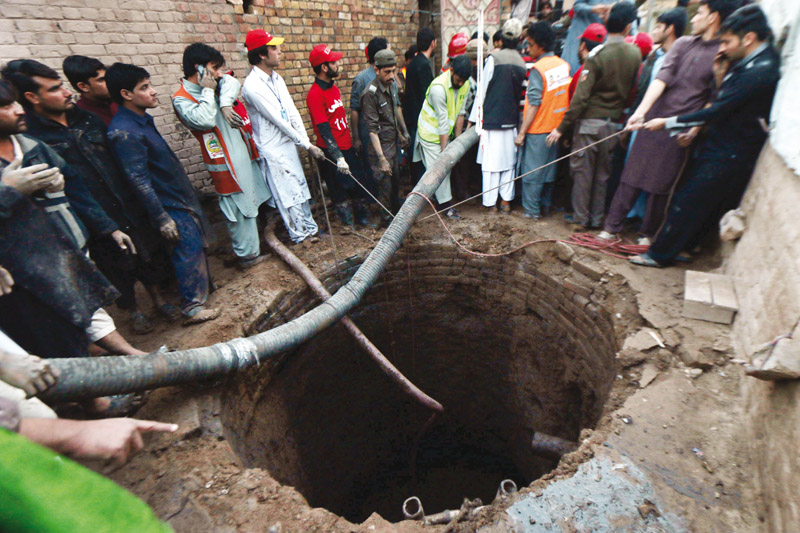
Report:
445,207,462,219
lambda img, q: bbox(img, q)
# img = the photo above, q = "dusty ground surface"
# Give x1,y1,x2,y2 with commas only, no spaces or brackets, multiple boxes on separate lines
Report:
101,202,764,532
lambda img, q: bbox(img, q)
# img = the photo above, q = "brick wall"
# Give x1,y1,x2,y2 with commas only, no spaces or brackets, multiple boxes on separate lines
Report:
724,143,800,530
1,0,425,194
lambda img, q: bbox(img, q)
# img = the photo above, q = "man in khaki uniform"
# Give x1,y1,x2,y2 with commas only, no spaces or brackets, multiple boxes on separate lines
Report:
360,49,410,225
547,2,641,229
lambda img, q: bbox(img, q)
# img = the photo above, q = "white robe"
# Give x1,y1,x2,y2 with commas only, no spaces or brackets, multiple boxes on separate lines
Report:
241,67,312,210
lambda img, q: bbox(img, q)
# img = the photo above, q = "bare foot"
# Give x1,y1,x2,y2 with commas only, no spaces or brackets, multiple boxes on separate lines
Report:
0,349,60,397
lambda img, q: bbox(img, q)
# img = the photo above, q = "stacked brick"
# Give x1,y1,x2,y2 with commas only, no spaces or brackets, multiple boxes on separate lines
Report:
0,0,422,194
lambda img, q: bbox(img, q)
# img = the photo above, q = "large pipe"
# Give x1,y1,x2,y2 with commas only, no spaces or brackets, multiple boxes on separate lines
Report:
264,222,443,414
531,431,578,459
39,129,479,402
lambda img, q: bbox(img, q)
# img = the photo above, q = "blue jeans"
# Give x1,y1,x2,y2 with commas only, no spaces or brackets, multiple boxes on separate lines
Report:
167,209,210,315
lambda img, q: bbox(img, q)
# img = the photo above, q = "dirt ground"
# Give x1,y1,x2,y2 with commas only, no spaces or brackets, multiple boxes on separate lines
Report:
103,202,764,532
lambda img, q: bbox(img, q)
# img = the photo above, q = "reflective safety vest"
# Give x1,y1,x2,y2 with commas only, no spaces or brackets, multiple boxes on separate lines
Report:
524,55,571,135
172,84,259,195
417,71,471,144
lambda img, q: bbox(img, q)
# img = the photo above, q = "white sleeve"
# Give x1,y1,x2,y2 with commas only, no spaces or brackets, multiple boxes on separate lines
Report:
242,78,311,149
218,74,241,108
468,56,494,124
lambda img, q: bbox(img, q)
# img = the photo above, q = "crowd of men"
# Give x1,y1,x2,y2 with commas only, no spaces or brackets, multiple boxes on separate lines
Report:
0,0,783,527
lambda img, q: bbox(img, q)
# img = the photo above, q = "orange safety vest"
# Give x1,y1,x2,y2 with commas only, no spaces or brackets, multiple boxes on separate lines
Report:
523,55,571,135
172,84,259,195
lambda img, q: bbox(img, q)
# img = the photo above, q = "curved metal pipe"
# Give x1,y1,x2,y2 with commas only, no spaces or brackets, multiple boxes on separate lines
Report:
402,496,424,521
531,431,579,460
39,129,479,402
496,479,518,499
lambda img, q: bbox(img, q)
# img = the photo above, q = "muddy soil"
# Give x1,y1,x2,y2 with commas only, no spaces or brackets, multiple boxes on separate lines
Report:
104,204,762,532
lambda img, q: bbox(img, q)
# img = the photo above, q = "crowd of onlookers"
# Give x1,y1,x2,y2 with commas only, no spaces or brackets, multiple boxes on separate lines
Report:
0,0,782,527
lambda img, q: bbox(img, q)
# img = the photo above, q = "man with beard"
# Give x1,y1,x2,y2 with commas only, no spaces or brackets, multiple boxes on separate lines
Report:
306,44,375,228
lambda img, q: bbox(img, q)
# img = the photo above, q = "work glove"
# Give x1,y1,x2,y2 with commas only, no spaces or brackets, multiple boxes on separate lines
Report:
1,157,62,195
308,145,325,160
159,217,180,243
336,157,349,173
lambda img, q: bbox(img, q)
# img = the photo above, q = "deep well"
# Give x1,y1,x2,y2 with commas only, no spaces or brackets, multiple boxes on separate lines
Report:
221,244,617,523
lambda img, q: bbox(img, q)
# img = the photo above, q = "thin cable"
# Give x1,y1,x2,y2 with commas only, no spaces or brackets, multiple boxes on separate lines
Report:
409,191,650,260
420,129,627,221
313,161,343,282
317,154,395,219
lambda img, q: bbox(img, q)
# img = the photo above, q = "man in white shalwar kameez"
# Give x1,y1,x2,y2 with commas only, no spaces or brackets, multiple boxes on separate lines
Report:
468,19,528,213
173,43,272,268
241,29,325,244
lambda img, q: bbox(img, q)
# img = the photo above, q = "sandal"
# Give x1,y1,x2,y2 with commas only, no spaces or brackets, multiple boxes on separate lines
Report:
629,254,664,268
673,251,693,263
157,303,182,321
182,307,221,326
130,311,154,334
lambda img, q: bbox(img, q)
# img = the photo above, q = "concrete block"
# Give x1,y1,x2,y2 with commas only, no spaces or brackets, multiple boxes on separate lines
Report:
683,270,739,324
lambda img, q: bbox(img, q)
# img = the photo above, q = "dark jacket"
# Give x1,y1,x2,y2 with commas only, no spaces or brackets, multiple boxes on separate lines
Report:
669,43,780,160
483,48,527,130
25,107,162,258
403,53,434,133
558,36,642,135
0,134,110,250
0,183,118,358
108,106,210,240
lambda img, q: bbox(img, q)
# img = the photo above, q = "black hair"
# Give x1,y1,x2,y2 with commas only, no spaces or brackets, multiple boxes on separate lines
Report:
450,55,472,79
540,1,553,8
63,55,106,92
492,30,504,43
367,37,389,64
0,60,60,108
416,27,436,52
0,80,18,107
526,21,556,52
605,1,638,33
105,62,150,105
581,38,603,52
182,42,225,78
721,3,771,41
657,8,689,38
700,0,743,23
471,31,490,44
405,44,418,61
247,44,275,66
677,0,690,6
500,36,518,50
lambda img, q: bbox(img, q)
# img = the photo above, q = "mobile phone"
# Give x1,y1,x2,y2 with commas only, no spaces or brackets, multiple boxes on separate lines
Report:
197,65,206,81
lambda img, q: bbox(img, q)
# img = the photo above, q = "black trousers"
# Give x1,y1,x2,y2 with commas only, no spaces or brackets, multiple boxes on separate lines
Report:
320,147,373,204
648,153,756,263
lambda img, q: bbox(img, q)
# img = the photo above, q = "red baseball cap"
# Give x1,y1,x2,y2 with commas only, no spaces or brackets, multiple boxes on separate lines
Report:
580,23,607,44
245,29,284,51
309,44,343,67
626,32,653,59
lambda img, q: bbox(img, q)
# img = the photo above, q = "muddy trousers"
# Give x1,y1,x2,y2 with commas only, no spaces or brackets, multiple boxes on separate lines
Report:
167,209,210,316
647,155,755,264
569,119,622,227
604,183,670,239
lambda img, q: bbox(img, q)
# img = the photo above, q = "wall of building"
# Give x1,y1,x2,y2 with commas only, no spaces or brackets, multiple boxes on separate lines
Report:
0,0,420,194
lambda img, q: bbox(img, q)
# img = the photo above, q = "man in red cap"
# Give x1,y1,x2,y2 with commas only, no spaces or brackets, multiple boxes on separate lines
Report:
567,23,607,102
306,44,375,228
241,29,325,245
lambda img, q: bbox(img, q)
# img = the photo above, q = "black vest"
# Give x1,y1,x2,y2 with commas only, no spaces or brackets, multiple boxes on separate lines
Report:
483,48,527,130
